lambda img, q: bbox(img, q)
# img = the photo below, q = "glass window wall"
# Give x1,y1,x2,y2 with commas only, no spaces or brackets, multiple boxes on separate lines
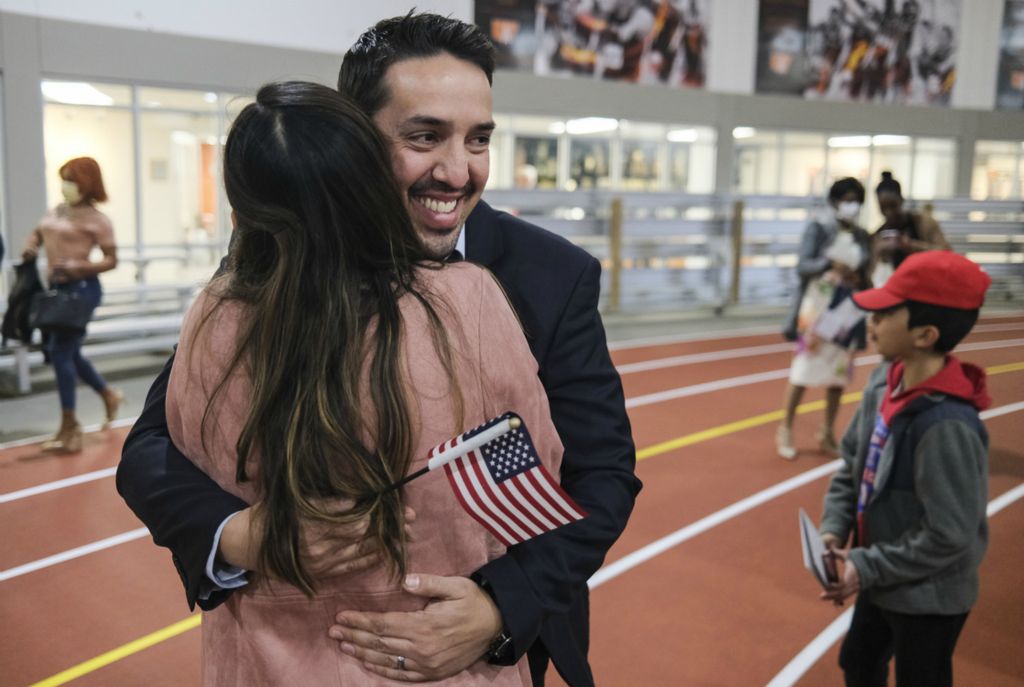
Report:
0,78,7,299
567,138,611,191
733,128,957,202
514,136,559,189
971,140,1022,200
826,135,872,186
734,129,781,195
42,80,245,288
779,132,826,197
138,110,219,283
489,115,714,194
911,138,956,199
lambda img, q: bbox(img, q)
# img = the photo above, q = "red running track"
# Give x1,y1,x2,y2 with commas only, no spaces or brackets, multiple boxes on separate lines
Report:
1,314,1022,686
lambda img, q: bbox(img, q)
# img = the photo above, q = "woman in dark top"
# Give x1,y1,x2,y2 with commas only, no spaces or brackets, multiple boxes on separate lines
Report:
872,171,950,283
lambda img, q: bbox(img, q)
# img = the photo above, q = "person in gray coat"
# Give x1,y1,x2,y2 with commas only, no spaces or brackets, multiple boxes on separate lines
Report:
777,177,871,458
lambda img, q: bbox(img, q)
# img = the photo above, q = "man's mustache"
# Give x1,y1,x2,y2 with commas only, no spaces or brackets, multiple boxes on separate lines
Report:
408,179,474,197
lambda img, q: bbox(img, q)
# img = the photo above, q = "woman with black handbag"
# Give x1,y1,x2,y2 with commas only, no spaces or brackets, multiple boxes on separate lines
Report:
22,157,122,453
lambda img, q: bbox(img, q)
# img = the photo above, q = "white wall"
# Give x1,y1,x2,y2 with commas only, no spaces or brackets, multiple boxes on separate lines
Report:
0,0,472,53
0,0,1009,109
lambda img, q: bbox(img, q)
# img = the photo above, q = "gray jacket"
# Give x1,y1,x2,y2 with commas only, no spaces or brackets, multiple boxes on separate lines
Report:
821,362,989,615
783,212,871,340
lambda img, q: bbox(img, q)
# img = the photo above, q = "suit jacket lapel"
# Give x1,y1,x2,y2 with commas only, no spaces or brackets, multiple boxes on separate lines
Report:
464,200,504,268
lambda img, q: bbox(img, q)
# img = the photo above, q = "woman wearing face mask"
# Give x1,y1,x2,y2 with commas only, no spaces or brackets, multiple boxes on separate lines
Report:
22,157,122,453
872,170,950,285
778,177,871,459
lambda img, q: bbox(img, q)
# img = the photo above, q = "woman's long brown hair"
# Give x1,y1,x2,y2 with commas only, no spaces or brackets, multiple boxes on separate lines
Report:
195,81,461,595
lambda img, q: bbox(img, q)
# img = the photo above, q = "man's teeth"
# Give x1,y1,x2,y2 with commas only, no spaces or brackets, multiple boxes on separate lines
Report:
417,197,457,214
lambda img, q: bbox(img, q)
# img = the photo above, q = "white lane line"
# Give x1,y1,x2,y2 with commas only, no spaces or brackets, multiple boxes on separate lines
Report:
606,317,1020,351
0,467,117,504
0,527,149,582
987,481,1024,517
591,401,1021,590
2,400,1022,586
765,481,1024,687
4,338,1021,503
625,338,1024,409
765,608,854,687
981,400,1024,420
617,343,793,374
764,404,1024,687
973,323,1024,333
0,417,136,451
589,461,842,589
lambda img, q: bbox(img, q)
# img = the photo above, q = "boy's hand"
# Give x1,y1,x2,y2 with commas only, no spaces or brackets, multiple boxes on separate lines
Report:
820,548,860,606
821,532,843,550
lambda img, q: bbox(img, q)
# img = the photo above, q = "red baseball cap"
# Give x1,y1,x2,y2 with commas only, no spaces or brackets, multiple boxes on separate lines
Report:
853,251,991,311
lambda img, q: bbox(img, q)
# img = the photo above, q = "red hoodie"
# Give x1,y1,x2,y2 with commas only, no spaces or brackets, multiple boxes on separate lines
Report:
857,356,990,545
880,356,992,425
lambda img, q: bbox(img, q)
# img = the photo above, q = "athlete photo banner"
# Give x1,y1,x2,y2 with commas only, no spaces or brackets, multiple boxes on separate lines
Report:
997,0,1024,109
755,0,962,107
475,0,710,88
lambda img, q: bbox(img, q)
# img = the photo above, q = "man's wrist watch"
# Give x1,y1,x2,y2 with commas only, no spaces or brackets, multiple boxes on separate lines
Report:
485,629,515,665
474,575,516,665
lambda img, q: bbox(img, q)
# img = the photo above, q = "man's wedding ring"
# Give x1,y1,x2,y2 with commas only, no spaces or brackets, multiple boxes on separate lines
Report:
396,655,406,671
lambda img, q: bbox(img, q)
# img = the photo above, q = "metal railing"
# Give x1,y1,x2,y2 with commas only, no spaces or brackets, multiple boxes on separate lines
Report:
482,190,1023,312
2,196,1021,394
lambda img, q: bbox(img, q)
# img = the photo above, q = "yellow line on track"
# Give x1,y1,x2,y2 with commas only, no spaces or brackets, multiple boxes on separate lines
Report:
28,616,201,687
29,361,1024,685
639,361,1023,462
638,392,862,461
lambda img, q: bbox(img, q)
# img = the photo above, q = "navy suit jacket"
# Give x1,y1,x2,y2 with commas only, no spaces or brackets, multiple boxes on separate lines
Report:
117,200,640,686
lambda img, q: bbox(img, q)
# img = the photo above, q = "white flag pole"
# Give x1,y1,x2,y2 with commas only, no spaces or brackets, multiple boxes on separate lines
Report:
383,415,521,492
426,416,519,471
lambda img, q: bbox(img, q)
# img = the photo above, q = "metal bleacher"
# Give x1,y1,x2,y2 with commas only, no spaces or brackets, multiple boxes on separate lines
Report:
0,249,218,394
483,190,1024,313
1,196,1021,394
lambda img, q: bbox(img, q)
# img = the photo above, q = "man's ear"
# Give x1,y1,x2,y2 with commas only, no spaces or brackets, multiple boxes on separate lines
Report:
230,210,237,230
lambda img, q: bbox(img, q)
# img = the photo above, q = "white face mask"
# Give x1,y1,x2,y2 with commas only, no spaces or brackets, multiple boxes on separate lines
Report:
61,180,83,205
835,201,861,221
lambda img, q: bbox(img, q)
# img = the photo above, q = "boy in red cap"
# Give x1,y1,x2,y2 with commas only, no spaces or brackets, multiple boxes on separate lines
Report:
817,251,992,687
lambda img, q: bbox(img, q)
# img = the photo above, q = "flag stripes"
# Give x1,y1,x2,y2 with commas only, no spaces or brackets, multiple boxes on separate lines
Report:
431,415,586,546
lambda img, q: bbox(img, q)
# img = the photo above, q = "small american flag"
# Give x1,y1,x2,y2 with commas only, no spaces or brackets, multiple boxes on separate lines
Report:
428,412,587,546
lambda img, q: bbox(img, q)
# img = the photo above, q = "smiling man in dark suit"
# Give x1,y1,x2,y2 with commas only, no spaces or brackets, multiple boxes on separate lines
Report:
117,12,639,687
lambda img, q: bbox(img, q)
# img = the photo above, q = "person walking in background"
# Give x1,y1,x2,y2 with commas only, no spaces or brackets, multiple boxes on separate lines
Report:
22,157,122,453
872,170,950,285
776,231,869,460
818,251,991,687
783,177,872,343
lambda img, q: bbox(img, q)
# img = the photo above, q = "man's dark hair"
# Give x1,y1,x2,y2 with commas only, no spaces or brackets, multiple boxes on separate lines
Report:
338,12,496,117
828,176,866,205
905,300,979,353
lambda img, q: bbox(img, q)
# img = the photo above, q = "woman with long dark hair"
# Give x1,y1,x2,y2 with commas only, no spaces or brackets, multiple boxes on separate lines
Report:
23,157,122,452
165,81,559,685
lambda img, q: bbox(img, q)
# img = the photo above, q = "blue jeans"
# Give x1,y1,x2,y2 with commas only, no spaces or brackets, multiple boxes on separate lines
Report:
46,277,107,411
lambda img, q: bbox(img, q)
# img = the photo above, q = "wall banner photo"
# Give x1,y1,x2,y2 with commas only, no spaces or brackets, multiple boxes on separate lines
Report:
475,0,709,88
755,0,961,107
997,0,1024,109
